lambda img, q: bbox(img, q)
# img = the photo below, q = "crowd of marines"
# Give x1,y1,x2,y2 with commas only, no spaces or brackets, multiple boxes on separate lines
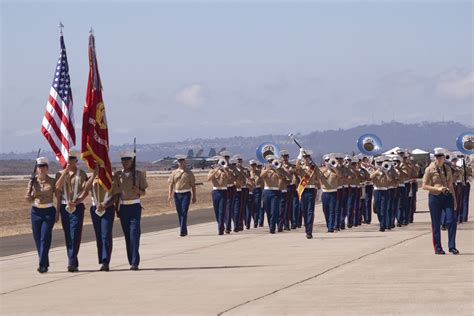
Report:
25,146,471,274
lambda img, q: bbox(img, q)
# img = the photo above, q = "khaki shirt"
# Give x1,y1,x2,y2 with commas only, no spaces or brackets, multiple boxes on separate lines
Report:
169,168,195,191
27,175,57,205
250,168,264,189
372,170,390,189
422,162,453,196
387,168,400,188
449,165,461,183
319,167,339,191
359,168,370,185
261,168,281,189
339,166,351,187
112,170,148,201
295,162,320,186
208,168,228,188
57,169,88,202
90,179,112,205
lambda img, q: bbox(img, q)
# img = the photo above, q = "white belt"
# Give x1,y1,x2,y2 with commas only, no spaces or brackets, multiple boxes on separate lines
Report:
213,186,227,190
366,182,373,185
33,202,53,208
281,189,287,193
175,189,191,193
388,186,395,189
343,185,349,188
236,189,242,192
322,189,337,193
399,184,405,188
350,185,359,188
337,186,343,189
264,187,280,190
227,184,235,187
120,199,141,205
404,181,410,184
374,187,388,191
249,192,254,195
456,180,462,183
61,199,85,205
306,185,316,189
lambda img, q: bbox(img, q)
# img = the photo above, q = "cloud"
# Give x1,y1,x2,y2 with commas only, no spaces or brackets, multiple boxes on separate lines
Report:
175,84,208,108
434,70,474,100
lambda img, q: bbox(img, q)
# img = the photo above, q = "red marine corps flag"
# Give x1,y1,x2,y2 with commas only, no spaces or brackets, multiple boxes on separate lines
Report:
81,29,113,191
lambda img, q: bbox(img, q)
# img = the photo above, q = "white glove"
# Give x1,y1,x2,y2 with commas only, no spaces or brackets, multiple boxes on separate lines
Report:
297,148,305,160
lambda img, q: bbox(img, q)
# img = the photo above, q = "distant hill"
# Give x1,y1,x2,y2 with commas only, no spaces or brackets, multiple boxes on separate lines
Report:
1,121,471,165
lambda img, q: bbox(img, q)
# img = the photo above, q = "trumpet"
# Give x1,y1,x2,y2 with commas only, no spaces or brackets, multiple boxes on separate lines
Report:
327,158,338,169
381,161,392,172
272,159,282,169
217,158,228,169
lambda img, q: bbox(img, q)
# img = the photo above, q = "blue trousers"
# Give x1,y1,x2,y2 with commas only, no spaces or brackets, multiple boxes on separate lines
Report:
335,189,342,229
374,190,388,230
385,189,395,228
90,206,115,264
119,203,142,266
263,189,281,233
252,188,263,227
397,186,407,225
322,192,337,230
212,190,227,234
339,187,349,228
291,188,300,227
245,193,255,228
429,193,456,251
301,188,316,235
278,191,290,230
60,203,85,268
354,188,362,226
410,182,418,222
405,182,412,222
174,192,191,235
364,185,373,223
238,188,249,230
225,186,236,232
233,190,242,231
460,183,470,222
346,187,356,227
31,206,56,268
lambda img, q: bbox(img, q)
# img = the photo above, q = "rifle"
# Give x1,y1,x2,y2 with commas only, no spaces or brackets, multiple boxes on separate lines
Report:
27,148,41,196
132,137,137,187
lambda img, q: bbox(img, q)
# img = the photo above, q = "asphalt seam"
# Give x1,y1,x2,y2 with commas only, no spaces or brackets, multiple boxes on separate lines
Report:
217,230,432,316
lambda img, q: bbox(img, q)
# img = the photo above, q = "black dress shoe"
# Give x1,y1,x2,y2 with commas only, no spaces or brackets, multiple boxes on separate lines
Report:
246,226,250,230
218,232,224,235
379,228,385,232
269,230,275,234
100,263,110,271
284,227,290,231
328,229,334,233
449,248,460,255
130,265,139,270
291,225,297,229
340,226,345,230
347,224,353,228
37,266,45,274
306,234,313,239
225,230,231,234
68,266,78,273
397,223,402,227
254,224,258,228
277,228,283,233
441,225,446,231
435,249,446,255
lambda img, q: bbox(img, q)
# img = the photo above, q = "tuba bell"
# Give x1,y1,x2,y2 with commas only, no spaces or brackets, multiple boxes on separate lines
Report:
256,142,281,165
456,132,474,155
357,134,383,156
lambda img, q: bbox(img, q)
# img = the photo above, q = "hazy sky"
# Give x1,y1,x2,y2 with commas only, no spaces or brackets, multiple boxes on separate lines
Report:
1,0,473,152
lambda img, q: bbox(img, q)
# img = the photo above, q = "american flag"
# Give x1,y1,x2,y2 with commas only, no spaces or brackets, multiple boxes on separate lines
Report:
41,34,75,167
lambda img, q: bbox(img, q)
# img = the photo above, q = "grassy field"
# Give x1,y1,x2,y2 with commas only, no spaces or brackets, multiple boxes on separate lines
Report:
0,171,213,237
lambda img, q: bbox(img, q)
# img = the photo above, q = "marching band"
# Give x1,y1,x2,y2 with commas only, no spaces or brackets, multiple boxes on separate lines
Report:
24,134,473,273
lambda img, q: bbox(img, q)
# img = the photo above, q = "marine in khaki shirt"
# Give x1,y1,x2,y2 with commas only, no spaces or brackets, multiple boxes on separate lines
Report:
168,157,196,204
260,162,283,189
319,165,340,192
112,161,148,202
422,162,455,196
370,162,392,189
249,165,264,189
55,151,89,211
208,163,232,189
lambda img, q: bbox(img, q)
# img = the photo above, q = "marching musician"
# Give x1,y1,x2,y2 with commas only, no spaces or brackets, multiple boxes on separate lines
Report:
278,150,293,232
338,155,352,230
55,149,88,272
371,156,392,232
235,155,250,231
208,156,231,235
386,157,399,230
457,153,472,223
260,155,283,234
422,148,459,255
83,166,115,271
290,159,301,229
393,156,410,227
229,158,245,232
25,157,58,273
346,156,359,228
249,160,264,228
168,155,197,237
221,151,236,234
320,155,341,232
244,163,256,230
111,151,148,270
361,156,374,224
295,149,320,239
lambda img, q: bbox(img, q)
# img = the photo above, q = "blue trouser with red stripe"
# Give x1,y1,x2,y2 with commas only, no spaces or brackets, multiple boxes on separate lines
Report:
245,193,254,229
291,188,300,228
278,191,290,230
346,187,356,227
239,188,249,230
90,206,115,264
233,190,242,231
364,185,373,224
174,192,191,235
212,189,227,234
31,206,56,268
301,188,316,235
61,203,85,268
397,186,407,225
354,187,362,226
385,189,395,229
119,203,142,266
263,189,280,233
461,183,470,222
429,193,456,251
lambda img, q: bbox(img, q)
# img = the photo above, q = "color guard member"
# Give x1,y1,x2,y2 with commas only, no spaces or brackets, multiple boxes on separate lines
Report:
55,149,88,272
25,157,58,273
112,151,148,270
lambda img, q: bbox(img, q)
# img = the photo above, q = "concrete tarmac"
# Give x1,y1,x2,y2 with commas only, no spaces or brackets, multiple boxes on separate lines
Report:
1,191,473,315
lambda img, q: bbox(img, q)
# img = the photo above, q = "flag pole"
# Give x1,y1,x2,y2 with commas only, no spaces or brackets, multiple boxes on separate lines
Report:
58,21,64,35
